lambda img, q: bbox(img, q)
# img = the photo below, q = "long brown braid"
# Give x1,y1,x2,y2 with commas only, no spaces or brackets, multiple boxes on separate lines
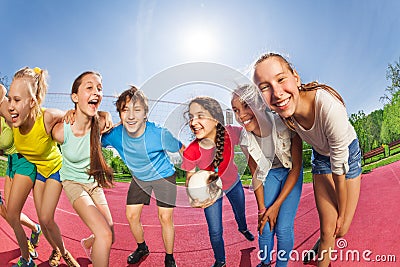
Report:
254,53,346,131
188,96,225,187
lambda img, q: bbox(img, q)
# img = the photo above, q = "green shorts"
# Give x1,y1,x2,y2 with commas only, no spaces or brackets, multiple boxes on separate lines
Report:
6,153,37,183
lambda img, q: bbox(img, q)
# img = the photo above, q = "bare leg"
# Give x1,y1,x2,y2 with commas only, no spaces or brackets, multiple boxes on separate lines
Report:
157,207,175,254
7,174,34,261
34,179,66,253
126,204,145,243
313,174,337,267
74,195,113,267
2,176,38,231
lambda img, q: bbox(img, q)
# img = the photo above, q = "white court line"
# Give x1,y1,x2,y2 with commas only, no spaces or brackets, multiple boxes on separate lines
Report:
25,185,315,227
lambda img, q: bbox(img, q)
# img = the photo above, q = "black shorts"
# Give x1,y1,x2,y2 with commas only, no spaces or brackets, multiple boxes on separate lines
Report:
126,173,177,208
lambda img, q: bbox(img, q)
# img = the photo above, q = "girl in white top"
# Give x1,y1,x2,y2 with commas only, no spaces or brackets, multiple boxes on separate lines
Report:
253,53,362,267
231,85,303,267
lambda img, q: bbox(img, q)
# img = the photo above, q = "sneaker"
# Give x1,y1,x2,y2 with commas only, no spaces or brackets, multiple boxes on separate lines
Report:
30,224,42,247
165,257,177,267
80,238,92,261
49,249,62,267
302,238,320,264
127,246,150,264
12,257,37,267
211,261,226,267
240,229,255,241
27,239,38,259
62,250,80,267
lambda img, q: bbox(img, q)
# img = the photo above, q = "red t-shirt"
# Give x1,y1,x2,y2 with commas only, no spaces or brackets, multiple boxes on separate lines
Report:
181,125,242,190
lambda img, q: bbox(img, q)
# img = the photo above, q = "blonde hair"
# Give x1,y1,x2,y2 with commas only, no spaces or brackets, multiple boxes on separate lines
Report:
12,67,48,119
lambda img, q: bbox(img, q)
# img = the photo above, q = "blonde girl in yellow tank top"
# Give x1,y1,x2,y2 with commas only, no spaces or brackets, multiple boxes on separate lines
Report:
0,84,43,267
7,67,79,267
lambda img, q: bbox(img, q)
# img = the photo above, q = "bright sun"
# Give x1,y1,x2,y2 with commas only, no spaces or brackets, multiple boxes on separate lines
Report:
181,27,217,60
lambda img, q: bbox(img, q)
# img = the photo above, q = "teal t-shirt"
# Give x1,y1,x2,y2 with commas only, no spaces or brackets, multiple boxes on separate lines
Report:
102,121,182,181
60,122,92,183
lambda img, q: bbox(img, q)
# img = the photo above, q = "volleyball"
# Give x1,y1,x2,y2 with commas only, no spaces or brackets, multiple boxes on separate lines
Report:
187,170,222,207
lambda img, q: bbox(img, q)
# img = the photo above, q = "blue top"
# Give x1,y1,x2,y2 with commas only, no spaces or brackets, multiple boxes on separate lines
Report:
101,121,182,181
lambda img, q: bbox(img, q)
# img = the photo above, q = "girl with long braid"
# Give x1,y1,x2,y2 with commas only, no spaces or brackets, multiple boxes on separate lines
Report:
181,96,255,267
8,67,79,267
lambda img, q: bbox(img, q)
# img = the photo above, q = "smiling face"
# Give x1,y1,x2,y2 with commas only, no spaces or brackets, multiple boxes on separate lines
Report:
253,57,301,118
120,98,147,138
72,73,103,117
188,102,217,141
231,94,261,136
8,78,36,128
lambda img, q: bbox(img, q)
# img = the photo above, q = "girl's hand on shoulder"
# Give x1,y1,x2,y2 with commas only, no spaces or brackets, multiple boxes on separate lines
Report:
63,109,76,124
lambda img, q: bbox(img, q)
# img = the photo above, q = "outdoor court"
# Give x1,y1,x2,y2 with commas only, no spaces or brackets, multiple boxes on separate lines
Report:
1,160,399,266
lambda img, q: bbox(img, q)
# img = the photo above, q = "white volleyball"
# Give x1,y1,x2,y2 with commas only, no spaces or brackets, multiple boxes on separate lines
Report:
187,170,222,203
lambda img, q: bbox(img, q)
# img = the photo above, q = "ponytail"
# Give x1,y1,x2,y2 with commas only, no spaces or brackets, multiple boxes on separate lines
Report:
87,114,114,188
12,67,48,119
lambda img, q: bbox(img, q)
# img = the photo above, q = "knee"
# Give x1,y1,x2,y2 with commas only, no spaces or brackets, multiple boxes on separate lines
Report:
275,226,294,241
158,213,173,226
208,225,223,239
95,227,113,246
38,214,54,229
320,224,336,242
126,210,139,222
6,211,20,227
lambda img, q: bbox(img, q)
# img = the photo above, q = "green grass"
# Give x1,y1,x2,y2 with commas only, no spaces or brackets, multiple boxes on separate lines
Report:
361,151,400,174
0,157,7,177
2,154,399,184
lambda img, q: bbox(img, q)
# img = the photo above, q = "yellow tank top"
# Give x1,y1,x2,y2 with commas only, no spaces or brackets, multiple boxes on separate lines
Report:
13,109,62,177
0,117,17,155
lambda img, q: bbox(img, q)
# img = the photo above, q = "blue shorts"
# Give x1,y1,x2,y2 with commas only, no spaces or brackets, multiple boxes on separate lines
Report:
36,170,61,183
311,139,362,179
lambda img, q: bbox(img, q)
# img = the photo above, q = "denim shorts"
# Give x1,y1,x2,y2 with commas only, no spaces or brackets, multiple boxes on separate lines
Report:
36,170,61,183
311,139,362,179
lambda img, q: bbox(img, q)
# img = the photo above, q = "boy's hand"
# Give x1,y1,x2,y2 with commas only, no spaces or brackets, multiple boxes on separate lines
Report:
98,111,113,134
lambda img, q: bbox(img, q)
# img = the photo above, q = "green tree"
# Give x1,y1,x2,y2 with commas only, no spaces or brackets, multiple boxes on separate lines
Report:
350,111,368,152
381,91,400,143
380,58,400,143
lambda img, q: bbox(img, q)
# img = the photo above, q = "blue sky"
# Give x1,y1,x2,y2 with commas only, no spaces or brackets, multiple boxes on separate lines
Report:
1,0,400,117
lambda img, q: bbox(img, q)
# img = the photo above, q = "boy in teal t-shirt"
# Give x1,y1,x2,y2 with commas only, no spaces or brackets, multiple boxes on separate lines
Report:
101,86,183,267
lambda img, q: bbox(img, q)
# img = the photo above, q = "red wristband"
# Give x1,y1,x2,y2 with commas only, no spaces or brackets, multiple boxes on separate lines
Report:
258,208,266,215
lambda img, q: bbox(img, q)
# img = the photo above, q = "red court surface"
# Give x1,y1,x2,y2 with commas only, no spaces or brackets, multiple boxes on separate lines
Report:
1,161,399,266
